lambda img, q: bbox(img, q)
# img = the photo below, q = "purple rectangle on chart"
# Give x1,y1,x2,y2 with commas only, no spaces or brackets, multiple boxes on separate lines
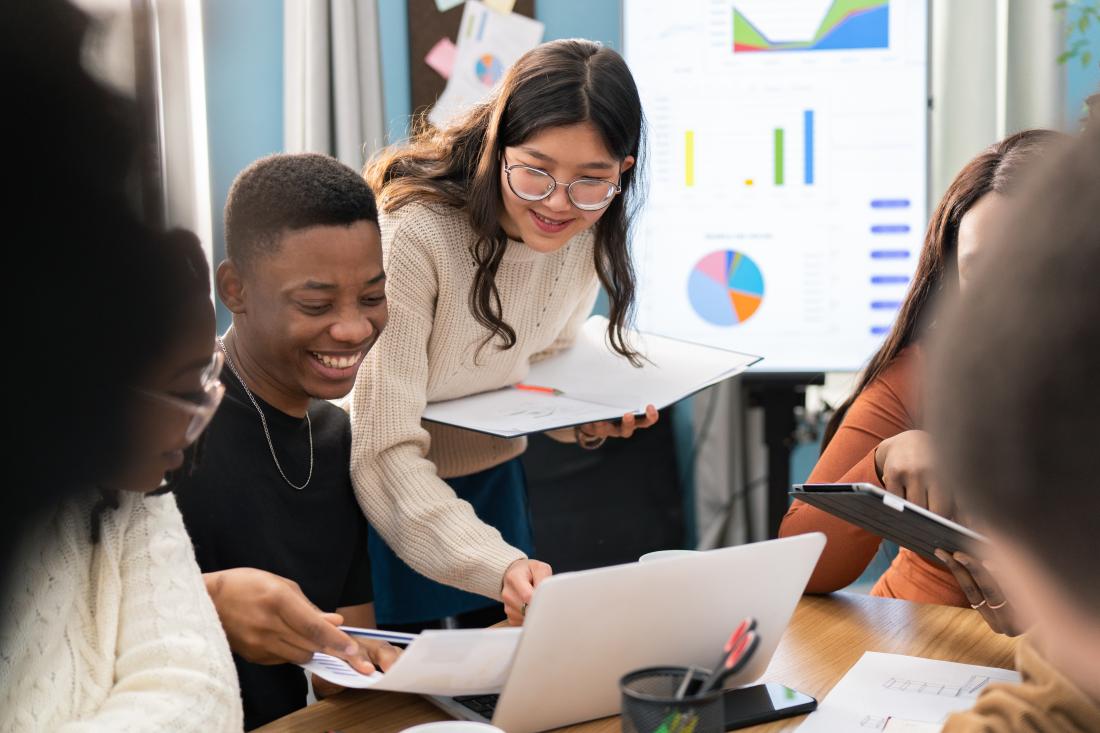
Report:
871,224,911,234
871,275,910,285
871,199,911,208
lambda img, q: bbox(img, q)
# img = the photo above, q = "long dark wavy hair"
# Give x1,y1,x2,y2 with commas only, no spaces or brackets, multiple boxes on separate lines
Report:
821,129,1062,449
366,39,646,364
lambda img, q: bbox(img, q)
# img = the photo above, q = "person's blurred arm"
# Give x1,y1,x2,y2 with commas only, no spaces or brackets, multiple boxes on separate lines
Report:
780,350,919,593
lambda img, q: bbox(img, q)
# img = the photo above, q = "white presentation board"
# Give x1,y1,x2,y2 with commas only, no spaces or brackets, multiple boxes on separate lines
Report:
624,0,929,373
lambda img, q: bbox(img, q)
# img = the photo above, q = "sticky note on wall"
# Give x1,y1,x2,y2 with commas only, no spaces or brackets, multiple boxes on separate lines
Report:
425,37,458,79
435,0,464,11
484,0,517,13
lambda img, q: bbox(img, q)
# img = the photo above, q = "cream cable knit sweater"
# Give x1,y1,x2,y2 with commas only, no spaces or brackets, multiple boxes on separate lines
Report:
350,202,599,600
1,491,242,732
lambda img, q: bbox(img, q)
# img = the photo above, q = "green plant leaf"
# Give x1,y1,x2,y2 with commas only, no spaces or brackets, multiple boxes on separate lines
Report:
1083,51,1093,66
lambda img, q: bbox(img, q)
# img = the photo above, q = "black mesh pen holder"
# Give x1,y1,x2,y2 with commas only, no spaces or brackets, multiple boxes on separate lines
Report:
620,666,724,733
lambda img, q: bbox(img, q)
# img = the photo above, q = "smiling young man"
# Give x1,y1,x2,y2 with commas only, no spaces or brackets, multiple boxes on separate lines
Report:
174,153,394,730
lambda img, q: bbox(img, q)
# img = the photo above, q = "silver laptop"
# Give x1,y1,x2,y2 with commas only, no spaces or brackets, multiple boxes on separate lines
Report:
428,532,825,733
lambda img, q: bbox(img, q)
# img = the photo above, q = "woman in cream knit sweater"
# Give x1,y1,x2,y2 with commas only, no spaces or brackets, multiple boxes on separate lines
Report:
1,233,242,732
352,40,658,629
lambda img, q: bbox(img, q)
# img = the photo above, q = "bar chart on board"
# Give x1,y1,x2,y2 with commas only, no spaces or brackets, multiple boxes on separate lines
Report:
624,0,928,372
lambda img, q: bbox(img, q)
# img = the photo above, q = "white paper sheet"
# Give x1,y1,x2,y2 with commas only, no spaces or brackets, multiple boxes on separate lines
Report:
796,652,1020,732
421,316,761,437
428,1,544,127
302,627,521,696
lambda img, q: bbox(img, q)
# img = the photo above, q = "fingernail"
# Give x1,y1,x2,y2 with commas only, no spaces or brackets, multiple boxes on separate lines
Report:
934,549,948,561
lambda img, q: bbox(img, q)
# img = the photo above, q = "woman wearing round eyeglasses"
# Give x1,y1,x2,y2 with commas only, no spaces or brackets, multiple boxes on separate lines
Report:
2,230,243,731
353,39,658,630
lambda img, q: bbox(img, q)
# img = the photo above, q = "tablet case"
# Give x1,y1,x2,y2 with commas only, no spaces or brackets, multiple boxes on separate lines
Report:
790,483,987,564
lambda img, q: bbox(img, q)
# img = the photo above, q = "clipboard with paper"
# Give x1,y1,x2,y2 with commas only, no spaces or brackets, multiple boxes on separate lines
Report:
421,316,761,438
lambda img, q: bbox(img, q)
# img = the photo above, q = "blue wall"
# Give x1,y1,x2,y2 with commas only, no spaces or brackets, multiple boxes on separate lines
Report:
378,1,413,144
202,0,284,333
1064,22,1100,129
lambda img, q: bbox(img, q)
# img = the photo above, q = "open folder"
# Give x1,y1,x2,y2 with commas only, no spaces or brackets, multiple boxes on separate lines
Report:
421,316,761,438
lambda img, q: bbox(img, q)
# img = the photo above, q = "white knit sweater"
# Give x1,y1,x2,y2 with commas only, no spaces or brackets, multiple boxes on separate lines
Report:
1,491,243,732
350,202,599,600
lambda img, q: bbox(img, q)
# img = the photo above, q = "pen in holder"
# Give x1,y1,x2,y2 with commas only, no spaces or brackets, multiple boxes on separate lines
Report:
620,666,724,733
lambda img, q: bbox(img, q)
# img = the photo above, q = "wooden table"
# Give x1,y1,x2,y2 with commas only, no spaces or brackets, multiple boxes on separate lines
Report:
257,593,1017,733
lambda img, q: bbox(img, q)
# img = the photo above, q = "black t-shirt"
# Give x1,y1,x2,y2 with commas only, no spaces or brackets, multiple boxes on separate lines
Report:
176,372,373,730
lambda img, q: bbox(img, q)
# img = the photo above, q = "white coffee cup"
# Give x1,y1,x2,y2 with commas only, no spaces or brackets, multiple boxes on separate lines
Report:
638,549,701,563
400,722,506,733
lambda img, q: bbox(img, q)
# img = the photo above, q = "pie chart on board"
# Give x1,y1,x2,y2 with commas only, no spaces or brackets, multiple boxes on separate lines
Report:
688,250,765,326
475,54,504,87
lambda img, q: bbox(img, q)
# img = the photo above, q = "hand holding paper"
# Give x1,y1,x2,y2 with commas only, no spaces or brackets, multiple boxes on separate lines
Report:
302,627,523,697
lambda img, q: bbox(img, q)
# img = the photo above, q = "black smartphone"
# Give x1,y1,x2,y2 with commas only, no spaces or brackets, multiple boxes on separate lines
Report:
723,682,817,729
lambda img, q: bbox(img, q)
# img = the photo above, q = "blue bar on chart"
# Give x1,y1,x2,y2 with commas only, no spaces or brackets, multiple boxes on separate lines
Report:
871,326,892,336
871,275,910,285
871,199,911,209
870,250,910,259
871,224,911,234
871,300,903,310
803,110,814,185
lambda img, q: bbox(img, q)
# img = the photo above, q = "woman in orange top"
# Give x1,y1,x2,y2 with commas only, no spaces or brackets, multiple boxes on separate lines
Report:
779,129,1062,607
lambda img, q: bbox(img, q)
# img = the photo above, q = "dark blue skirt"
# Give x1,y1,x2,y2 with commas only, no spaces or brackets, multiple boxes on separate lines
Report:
368,457,535,625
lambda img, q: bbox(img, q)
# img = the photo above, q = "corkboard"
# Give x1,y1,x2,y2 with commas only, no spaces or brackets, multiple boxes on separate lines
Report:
406,0,536,118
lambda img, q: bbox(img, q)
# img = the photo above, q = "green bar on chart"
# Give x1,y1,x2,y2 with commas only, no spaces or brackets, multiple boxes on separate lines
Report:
774,128,784,186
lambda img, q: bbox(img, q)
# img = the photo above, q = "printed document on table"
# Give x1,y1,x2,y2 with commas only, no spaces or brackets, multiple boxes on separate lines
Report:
302,627,521,696
797,652,1020,732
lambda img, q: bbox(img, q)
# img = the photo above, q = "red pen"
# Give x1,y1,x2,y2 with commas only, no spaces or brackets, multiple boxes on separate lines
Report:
514,383,563,396
713,617,755,671
699,617,757,693
706,631,760,692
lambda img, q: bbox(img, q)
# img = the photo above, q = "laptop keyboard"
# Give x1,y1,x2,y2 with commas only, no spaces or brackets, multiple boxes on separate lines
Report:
454,694,500,718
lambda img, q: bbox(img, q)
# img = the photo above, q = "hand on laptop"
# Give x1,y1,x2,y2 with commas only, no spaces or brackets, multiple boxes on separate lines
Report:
502,558,553,625
203,567,376,674
874,429,954,518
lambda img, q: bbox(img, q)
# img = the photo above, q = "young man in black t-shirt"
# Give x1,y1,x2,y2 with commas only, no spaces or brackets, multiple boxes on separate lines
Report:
175,154,395,730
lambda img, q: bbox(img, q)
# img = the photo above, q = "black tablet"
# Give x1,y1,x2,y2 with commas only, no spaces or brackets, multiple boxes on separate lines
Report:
790,483,987,564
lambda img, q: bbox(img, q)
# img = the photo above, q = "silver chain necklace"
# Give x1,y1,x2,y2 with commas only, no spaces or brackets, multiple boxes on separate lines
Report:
218,336,314,490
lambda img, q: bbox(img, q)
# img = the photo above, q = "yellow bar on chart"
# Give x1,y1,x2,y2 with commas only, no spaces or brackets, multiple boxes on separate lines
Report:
685,130,695,187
